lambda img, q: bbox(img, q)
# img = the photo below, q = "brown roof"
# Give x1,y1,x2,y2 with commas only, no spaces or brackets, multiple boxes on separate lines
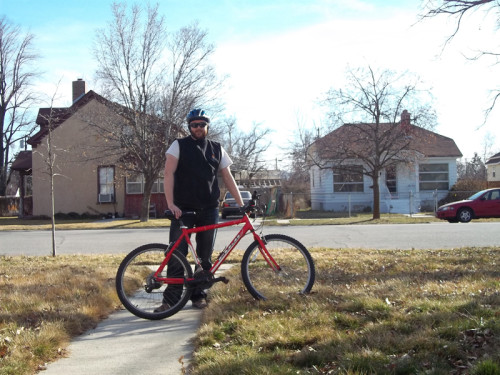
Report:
11,150,32,171
313,122,462,159
406,125,462,157
27,90,185,147
28,90,110,147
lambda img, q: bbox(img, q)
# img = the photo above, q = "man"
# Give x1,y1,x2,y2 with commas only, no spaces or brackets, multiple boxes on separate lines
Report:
156,109,244,311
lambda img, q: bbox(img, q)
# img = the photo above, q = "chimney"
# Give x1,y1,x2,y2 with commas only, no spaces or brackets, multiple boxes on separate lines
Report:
400,109,411,133
72,79,87,103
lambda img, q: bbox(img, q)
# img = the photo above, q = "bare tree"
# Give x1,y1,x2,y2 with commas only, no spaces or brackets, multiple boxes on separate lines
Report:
313,66,436,219
161,22,225,127
92,2,224,221
218,116,272,187
421,0,500,119
421,0,498,44
458,152,487,181
283,114,316,193
481,131,496,161
32,81,67,256
0,16,40,195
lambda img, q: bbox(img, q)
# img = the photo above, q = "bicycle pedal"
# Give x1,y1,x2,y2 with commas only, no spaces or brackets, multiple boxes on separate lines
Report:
214,276,229,284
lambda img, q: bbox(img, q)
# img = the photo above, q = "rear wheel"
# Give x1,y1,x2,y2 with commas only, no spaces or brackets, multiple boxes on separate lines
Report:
457,208,473,223
241,234,315,301
116,243,192,320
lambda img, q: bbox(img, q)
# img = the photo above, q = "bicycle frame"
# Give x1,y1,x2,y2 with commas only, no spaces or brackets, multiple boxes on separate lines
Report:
154,213,281,285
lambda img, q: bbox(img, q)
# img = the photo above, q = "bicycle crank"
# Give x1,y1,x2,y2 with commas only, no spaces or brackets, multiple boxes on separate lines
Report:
144,273,162,293
186,270,229,289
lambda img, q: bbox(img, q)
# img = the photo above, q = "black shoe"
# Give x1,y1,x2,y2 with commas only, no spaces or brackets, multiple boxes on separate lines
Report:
192,298,208,309
153,303,170,313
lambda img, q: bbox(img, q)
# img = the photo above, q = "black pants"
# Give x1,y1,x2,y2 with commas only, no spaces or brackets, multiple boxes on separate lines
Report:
163,207,218,304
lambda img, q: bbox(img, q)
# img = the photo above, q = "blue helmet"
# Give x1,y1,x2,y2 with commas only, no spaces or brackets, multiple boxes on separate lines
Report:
186,108,210,124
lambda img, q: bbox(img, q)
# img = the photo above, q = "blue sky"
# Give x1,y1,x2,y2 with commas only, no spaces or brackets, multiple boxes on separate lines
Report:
2,0,499,163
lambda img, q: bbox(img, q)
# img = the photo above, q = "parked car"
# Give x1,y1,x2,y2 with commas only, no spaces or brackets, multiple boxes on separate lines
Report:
436,188,500,223
221,190,252,219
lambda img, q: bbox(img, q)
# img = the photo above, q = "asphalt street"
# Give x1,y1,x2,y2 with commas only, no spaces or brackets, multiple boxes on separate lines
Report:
2,222,500,256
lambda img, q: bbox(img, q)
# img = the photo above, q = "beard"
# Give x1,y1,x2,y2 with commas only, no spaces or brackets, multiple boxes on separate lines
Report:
190,127,208,140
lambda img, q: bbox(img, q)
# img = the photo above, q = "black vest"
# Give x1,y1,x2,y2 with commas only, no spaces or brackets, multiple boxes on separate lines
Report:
173,136,222,210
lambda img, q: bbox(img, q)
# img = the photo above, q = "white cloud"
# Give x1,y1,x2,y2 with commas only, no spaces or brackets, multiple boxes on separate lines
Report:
212,7,500,161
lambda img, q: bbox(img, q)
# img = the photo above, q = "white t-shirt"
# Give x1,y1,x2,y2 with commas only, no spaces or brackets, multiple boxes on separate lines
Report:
166,140,233,169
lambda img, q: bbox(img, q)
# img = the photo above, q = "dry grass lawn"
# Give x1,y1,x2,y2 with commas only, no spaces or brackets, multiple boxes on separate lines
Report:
0,248,499,375
0,255,123,375
193,247,500,375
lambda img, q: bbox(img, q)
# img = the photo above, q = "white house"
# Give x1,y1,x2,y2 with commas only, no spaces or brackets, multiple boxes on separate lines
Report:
309,115,462,214
486,152,500,188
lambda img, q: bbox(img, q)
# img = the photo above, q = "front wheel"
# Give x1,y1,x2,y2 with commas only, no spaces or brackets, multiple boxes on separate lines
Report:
116,243,193,320
241,234,315,301
458,208,473,223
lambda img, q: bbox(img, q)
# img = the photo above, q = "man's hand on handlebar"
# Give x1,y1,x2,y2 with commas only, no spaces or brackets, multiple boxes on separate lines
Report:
240,200,255,215
240,191,260,215
167,204,182,219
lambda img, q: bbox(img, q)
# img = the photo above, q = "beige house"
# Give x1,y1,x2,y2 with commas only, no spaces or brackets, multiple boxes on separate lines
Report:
486,152,500,188
21,79,178,218
27,81,128,217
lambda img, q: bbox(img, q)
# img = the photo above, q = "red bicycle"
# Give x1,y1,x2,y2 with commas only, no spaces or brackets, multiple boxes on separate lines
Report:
116,193,315,320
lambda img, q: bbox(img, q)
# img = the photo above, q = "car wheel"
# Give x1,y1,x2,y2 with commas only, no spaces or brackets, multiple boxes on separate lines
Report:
457,208,472,223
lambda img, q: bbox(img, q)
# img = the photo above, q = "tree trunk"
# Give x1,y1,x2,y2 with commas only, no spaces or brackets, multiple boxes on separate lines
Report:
48,129,57,256
140,174,155,222
372,173,381,220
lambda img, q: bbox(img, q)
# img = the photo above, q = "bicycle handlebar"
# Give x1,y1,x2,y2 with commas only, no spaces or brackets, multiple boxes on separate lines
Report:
164,191,262,220
163,210,196,220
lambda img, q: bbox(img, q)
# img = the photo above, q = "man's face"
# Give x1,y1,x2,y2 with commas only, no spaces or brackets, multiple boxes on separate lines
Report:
189,120,208,140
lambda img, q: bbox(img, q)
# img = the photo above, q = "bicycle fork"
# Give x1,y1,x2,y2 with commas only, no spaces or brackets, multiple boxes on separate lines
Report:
253,236,281,272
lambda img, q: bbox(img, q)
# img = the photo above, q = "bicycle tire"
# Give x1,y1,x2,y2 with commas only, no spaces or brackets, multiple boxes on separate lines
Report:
241,234,315,301
116,243,193,320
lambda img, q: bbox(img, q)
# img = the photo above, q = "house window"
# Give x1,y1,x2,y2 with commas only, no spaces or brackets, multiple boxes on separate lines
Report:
98,166,115,203
126,174,164,194
333,165,364,192
386,165,397,193
152,177,164,193
419,163,449,191
126,173,143,194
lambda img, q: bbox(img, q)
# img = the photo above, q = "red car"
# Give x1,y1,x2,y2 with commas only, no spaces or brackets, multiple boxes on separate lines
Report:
436,188,500,223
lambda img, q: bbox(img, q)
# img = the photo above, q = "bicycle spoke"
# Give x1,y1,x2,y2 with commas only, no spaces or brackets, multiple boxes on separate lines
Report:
116,244,192,320
241,234,315,301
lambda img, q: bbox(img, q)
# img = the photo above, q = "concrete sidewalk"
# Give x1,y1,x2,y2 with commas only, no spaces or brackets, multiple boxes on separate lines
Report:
42,265,233,375
43,304,202,375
